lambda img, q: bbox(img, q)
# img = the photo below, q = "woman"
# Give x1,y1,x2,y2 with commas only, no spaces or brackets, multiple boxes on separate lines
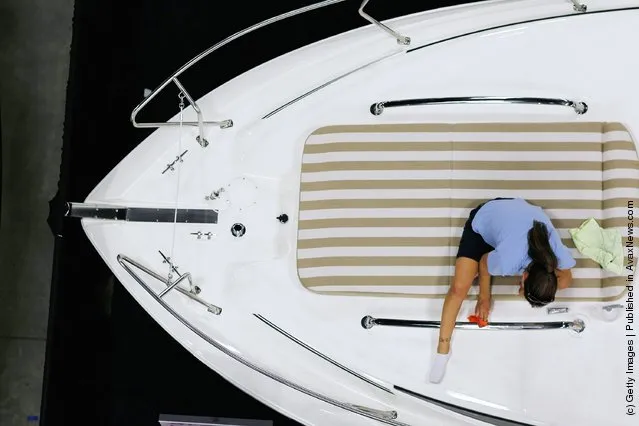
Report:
428,197,575,383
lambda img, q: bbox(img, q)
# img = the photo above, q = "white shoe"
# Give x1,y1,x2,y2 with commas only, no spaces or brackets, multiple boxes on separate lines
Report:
428,352,451,384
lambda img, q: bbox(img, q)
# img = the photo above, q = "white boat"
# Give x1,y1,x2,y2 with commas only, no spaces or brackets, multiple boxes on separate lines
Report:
67,0,639,424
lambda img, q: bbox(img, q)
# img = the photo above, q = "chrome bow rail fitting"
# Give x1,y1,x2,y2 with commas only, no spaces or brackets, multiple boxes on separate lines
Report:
118,254,222,315
361,315,586,334
370,96,588,116
359,0,410,45
571,0,588,12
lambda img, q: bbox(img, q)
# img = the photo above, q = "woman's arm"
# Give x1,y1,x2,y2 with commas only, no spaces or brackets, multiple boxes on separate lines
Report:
475,253,492,321
555,268,573,289
478,253,491,297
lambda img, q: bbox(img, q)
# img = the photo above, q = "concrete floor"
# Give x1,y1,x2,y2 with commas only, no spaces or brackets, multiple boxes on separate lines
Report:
0,0,74,425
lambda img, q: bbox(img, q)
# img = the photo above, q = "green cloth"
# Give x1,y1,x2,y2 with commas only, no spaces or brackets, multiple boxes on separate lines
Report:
569,218,624,275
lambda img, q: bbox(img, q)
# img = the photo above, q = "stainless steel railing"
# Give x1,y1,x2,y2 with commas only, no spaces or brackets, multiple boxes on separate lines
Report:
361,315,586,333
118,254,222,315
131,0,593,144
370,96,588,116
117,253,407,425
130,0,348,144
130,0,410,146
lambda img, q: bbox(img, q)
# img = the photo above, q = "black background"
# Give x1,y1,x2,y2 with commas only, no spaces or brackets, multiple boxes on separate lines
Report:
42,1,478,425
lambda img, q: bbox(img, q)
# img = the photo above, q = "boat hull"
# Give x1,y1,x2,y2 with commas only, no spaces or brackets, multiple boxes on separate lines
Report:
81,1,639,424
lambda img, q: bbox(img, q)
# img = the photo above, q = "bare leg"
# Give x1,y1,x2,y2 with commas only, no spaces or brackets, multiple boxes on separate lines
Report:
428,257,478,383
437,257,479,354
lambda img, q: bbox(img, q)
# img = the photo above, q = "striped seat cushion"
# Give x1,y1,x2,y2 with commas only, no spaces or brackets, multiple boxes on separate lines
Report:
296,122,638,301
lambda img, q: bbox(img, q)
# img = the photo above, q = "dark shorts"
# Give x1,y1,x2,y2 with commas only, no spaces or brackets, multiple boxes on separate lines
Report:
456,197,513,262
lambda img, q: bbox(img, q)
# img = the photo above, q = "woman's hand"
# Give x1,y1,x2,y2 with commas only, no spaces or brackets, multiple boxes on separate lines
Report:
555,268,573,290
475,295,491,322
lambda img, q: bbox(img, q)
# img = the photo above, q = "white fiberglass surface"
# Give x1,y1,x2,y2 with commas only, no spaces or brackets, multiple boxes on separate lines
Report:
83,5,639,426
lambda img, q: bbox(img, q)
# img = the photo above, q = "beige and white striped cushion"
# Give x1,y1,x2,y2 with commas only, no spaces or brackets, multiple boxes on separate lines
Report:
296,122,638,301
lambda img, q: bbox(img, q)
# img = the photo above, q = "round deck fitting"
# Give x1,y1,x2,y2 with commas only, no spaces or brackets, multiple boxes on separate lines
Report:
231,223,246,237
277,214,289,223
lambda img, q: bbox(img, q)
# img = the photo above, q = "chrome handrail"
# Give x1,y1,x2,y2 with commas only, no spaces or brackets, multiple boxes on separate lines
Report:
361,315,586,333
370,96,588,115
131,0,594,141
118,254,222,315
131,0,413,144
117,254,408,425
130,0,349,141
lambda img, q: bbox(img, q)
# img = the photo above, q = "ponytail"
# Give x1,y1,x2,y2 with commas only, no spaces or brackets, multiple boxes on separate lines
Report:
523,221,558,307
527,221,558,272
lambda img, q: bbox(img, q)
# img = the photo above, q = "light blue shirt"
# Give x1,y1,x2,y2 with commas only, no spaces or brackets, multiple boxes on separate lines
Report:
471,198,576,276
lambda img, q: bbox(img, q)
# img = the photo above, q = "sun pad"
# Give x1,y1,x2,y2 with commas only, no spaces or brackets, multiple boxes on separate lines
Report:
297,122,639,301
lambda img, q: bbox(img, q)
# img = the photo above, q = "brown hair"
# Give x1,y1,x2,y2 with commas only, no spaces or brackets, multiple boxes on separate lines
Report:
523,220,558,307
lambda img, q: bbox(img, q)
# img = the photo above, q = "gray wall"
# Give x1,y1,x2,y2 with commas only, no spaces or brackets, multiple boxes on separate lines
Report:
0,1,74,424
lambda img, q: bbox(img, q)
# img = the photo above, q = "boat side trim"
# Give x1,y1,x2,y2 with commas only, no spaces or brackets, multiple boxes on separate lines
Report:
408,7,639,54
262,51,402,119
394,385,533,426
117,254,407,425
254,313,394,394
